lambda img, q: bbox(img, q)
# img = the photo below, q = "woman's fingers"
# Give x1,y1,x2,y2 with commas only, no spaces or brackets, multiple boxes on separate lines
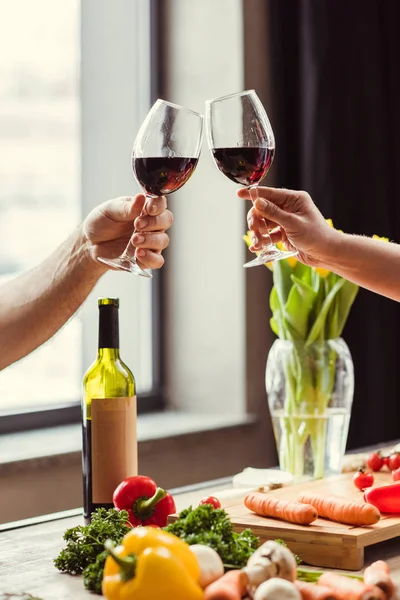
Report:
269,227,285,244
135,210,174,232
247,206,277,233
238,186,304,207
239,186,315,234
132,231,169,251
247,205,278,249
249,228,284,252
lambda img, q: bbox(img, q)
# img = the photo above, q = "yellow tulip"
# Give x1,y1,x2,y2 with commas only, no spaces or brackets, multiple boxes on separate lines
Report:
242,232,252,249
314,266,330,278
372,234,389,243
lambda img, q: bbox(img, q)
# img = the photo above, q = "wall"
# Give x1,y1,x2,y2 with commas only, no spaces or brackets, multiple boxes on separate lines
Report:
160,0,247,416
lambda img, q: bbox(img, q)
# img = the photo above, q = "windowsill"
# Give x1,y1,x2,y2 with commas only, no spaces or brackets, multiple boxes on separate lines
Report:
0,410,256,474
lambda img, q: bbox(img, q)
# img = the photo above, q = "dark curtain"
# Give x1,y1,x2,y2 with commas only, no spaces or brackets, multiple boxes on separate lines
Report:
267,0,400,449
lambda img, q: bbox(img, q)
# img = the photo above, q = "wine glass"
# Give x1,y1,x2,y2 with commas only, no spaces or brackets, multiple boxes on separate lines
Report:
205,89,298,268
98,99,204,277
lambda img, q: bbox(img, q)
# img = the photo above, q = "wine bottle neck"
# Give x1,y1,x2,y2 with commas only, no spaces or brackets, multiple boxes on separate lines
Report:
98,305,120,350
97,348,121,361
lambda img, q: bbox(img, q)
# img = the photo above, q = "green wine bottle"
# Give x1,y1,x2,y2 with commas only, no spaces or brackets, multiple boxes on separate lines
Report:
82,298,137,523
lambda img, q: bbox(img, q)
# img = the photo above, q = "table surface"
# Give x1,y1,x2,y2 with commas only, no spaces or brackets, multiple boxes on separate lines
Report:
1,466,400,597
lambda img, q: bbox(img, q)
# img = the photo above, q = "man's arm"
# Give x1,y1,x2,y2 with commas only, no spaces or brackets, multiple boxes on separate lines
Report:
0,226,100,370
0,193,172,371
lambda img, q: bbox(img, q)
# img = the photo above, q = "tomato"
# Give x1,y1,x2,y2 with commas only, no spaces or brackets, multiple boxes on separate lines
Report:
383,456,390,468
366,451,384,472
392,467,400,482
353,469,374,491
388,452,400,472
198,496,222,509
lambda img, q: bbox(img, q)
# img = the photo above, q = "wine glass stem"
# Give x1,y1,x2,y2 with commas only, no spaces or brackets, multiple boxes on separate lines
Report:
248,184,273,249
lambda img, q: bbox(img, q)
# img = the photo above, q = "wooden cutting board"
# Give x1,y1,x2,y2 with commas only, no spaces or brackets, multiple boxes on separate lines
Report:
169,472,400,570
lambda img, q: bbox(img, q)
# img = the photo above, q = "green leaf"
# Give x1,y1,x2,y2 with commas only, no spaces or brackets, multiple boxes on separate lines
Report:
284,275,318,339
270,317,280,337
292,261,311,286
327,295,340,339
272,259,294,308
335,280,359,337
310,268,321,293
270,286,281,313
270,285,287,339
306,278,345,345
272,308,288,339
285,319,304,342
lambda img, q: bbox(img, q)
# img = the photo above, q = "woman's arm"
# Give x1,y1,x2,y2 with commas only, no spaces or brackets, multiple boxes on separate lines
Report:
239,186,400,301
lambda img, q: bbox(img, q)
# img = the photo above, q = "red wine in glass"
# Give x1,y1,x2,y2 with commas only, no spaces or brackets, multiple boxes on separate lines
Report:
132,156,199,196
206,89,298,267
97,99,203,276
211,147,274,186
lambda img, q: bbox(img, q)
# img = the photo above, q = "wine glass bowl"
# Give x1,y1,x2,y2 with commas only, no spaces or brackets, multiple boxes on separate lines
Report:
98,100,203,277
205,89,298,267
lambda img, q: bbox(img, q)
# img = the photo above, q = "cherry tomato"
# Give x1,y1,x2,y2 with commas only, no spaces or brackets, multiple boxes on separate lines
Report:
392,467,400,482
366,451,384,472
353,469,374,491
198,496,222,509
383,456,390,468
388,452,400,472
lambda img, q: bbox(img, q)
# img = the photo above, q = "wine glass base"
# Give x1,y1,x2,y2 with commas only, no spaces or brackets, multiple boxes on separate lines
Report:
97,256,153,278
243,247,299,268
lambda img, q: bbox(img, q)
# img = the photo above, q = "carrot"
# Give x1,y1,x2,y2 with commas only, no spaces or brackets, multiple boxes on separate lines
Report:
364,561,395,598
204,569,249,600
244,492,318,525
318,572,386,600
295,579,339,599
298,492,380,526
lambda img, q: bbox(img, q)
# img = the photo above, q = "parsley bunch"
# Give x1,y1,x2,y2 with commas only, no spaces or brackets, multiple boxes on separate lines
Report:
54,508,130,594
164,504,259,568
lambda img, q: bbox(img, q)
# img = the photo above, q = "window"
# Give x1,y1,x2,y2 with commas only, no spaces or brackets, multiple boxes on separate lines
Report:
0,0,159,428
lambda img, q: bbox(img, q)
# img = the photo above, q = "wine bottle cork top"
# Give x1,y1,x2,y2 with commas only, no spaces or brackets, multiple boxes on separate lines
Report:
98,298,119,307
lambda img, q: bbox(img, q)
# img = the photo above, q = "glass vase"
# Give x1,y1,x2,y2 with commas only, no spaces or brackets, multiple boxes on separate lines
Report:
266,338,354,482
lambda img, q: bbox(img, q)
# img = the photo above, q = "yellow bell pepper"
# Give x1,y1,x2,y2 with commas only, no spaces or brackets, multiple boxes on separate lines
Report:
102,526,203,600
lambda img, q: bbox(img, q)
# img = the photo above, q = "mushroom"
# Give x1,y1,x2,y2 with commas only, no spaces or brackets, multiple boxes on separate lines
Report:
243,541,297,597
189,544,225,588
253,578,301,600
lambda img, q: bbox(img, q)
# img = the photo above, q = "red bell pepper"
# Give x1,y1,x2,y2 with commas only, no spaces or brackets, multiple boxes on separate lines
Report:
364,481,400,513
113,475,176,527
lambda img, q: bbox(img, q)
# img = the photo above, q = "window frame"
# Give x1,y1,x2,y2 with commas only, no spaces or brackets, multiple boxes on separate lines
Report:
0,0,164,435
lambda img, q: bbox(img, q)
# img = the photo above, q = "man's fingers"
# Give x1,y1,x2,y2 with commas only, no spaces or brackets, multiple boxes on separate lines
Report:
145,195,167,217
102,194,146,222
132,231,169,251
135,248,165,270
135,210,174,232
